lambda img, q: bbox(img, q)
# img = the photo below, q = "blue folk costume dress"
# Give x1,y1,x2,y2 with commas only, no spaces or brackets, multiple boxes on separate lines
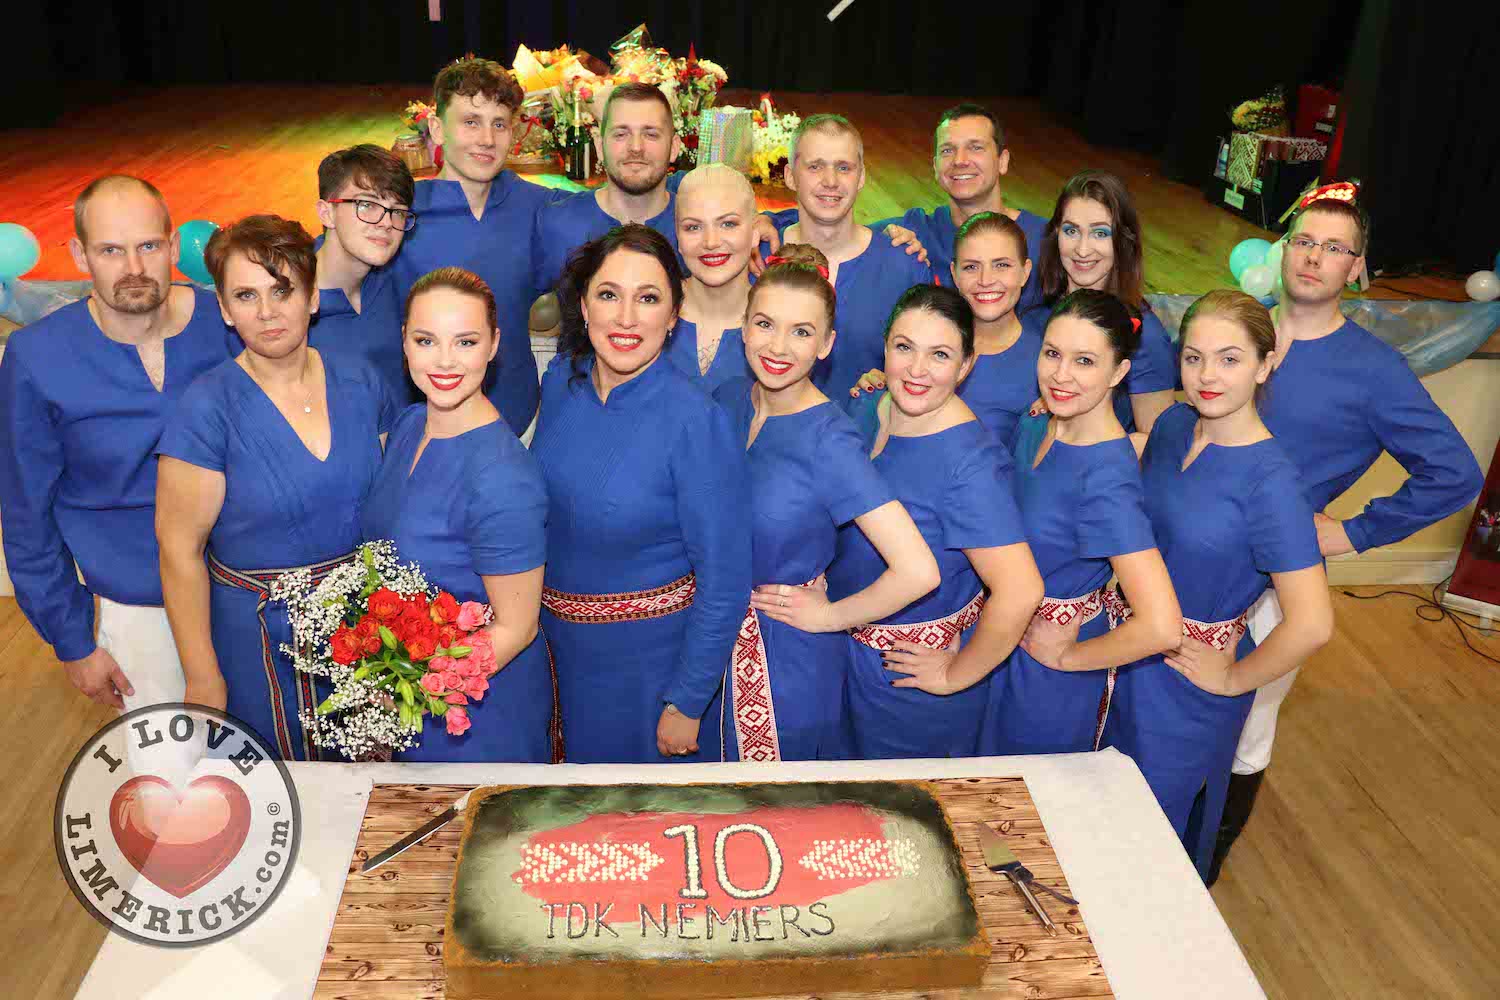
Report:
391,172,565,434
1103,403,1320,877
156,354,395,760
0,289,234,663
830,396,1026,758
980,414,1157,756
531,189,679,295
360,404,554,762
531,354,751,763
309,263,412,408
956,322,1045,448
663,318,751,394
713,377,896,761
1019,304,1177,432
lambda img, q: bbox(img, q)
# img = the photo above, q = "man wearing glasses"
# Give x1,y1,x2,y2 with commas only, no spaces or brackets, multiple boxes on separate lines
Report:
1210,182,1482,883
311,144,417,407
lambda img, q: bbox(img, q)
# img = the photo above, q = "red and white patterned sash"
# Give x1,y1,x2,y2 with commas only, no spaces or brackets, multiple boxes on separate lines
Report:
848,589,987,652
541,573,696,624
727,579,818,762
1033,586,1132,631
1090,595,1252,749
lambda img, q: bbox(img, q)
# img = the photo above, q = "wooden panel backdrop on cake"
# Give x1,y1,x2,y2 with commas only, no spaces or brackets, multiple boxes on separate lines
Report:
315,778,1112,999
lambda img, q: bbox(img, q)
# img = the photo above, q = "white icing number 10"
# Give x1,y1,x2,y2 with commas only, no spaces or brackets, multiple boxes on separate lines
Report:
663,824,783,900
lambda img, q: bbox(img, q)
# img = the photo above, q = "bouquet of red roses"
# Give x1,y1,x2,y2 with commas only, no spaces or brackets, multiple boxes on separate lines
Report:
272,541,498,759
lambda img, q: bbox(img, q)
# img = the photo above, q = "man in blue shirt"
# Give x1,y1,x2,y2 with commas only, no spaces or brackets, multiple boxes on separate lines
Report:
310,145,415,406
0,176,233,714
881,104,1049,313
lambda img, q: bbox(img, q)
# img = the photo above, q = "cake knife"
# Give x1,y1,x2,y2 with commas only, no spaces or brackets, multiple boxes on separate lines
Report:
360,789,472,874
976,823,1059,935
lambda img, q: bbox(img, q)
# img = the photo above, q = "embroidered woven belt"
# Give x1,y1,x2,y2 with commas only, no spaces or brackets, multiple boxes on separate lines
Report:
728,579,818,762
206,549,355,762
541,572,697,624
848,589,987,653
1033,586,1131,630
1089,595,1253,750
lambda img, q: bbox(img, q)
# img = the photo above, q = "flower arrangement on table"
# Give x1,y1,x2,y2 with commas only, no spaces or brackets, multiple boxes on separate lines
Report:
271,540,499,760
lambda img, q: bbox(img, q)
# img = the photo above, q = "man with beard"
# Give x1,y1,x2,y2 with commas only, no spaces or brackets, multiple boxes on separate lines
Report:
309,144,417,407
531,83,690,295
770,114,932,401
391,56,563,436
878,104,1049,314
0,175,235,712
1209,183,1482,882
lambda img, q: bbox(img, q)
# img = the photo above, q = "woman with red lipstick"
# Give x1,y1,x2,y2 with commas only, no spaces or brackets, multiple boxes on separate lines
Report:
852,212,1041,447
155,216,397,760
711,245,939,761
664,164,756,393
831,285,1044,759
1104,290,1332,879
531,224,751,764
1027,170,1177,434
980,289,1181,757
359,267,554,762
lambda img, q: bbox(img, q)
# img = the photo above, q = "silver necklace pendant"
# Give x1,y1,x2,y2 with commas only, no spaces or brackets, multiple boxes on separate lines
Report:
303,404,313,414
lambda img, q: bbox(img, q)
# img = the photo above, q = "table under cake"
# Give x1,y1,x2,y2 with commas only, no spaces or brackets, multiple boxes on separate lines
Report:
73,753,1266,1000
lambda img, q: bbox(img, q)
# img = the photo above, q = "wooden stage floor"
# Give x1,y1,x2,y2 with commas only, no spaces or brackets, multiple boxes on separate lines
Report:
0,87,1495,999
0,84,1463,301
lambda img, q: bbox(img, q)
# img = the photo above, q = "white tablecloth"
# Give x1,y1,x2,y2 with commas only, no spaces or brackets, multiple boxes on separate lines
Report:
75,750,1265,1000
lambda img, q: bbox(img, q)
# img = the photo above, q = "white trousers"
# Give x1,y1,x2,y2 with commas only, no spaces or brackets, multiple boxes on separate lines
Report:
99,597,185,712
97,597,199,776
1232,589,1300,775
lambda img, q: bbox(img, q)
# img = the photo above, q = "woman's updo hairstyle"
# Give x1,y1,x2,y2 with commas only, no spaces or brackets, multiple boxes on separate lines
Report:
745,243,835,331
884,283,976,359
953,210,1029,263
1048,288,1140,363
556,223,684,383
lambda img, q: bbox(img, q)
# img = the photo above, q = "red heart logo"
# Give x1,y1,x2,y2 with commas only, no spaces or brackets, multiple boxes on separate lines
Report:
108,775,252,898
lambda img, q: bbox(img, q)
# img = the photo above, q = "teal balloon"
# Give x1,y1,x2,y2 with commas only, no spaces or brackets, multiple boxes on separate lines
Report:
1228,238,1272,281
0,223,41,281
176,220,219,286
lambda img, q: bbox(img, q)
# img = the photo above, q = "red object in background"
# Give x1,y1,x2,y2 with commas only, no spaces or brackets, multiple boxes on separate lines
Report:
1444,438,1500,615
1294,84,1340,139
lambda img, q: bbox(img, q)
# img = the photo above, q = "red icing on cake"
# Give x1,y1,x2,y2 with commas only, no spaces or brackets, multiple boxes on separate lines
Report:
510,802,920,919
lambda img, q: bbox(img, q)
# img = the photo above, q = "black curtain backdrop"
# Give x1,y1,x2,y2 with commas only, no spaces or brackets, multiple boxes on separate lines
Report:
10,1,1493,270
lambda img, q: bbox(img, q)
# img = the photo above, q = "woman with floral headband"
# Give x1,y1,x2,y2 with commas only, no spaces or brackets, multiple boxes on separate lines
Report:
714,244,939,761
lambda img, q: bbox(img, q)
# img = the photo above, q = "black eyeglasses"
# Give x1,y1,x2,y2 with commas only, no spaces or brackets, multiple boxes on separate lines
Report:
327,198,418,232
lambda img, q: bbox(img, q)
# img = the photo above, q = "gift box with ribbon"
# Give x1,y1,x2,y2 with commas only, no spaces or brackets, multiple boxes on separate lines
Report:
697,106,756,174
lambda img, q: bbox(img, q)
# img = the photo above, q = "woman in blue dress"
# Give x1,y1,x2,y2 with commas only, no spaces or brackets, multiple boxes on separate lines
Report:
832,285,1044,759
663,165,755,393
1104,290,1332,879
359,267,554,763
1026,170,1178,434
981,289,1181,757
712,244,939,761
849,211,1042,446
156,216,395,760
531,224,751,764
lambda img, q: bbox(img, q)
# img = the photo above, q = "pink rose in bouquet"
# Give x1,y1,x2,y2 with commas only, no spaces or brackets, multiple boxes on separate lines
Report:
445,706,471,736
456,601,489,632
419,672,446,695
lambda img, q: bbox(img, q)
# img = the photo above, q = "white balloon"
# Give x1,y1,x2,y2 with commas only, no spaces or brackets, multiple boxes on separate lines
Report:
1240,263,1276,299
1466,270,1500,302
1263,240,1285,279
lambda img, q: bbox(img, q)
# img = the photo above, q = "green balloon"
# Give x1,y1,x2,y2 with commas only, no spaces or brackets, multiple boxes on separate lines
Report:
176,220,220,286
0,222,40,281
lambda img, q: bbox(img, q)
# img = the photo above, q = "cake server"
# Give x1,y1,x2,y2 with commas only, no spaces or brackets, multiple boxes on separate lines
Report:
360,789,472,874
976,823,1066,935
